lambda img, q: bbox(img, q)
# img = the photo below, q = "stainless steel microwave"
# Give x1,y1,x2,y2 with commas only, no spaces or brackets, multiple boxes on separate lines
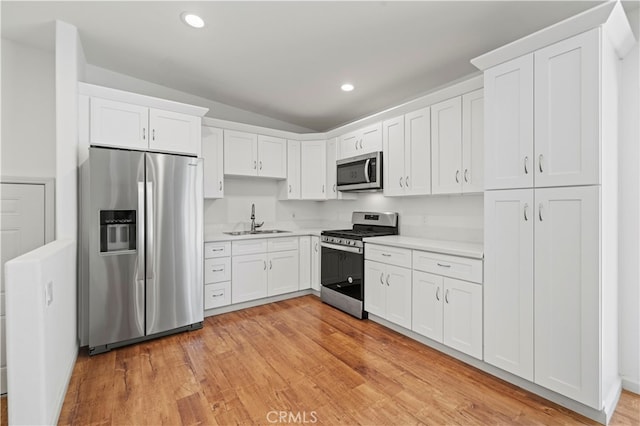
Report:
336,151,382,192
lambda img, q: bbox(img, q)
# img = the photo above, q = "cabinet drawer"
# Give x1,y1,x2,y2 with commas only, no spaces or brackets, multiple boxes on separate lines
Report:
365,244,412,268
412,250,483,284
204,241,231,258
268,237,299,252
232,239,268,256
205,257,231,283
204,282,231,310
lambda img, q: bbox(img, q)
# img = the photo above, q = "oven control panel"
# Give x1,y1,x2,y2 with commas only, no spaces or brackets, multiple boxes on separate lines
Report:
321,236,363,248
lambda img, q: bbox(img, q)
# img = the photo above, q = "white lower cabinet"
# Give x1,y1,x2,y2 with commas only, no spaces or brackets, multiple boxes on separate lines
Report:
267,250,299,296
299,236,311,290
412,270,483,359
364,254,412,329
310,236,321,291
232,253,268,304
204,242,232,310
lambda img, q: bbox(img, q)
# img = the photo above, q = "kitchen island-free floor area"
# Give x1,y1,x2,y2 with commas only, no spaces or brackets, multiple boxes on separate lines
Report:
57,295,638,425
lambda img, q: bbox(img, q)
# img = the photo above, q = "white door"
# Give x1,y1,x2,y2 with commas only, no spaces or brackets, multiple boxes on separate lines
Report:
431,97,462,194
412,270,443,343
443,278,483,359
484,189,534,380
202,126,224,199
462,89,484,193
224,130,257,176
301,140,327,200
385,264,412,329
534,186,599,408
325,138,338,199
1,183,47,394
310,236,321,291
231,253,268,303
364,261,386,318
405,107,431,196
360,122,383,154
339,131,359,159
383,116,406,196
484,54,534,190
268,250,299,296
257,135,287,178
89,97,148,151
286,140,301,199
534,29,600,188
299,236,311,290
149,108,200,156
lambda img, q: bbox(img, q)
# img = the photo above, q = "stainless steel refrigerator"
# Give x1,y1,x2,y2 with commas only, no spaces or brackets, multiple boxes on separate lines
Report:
86,147,203,354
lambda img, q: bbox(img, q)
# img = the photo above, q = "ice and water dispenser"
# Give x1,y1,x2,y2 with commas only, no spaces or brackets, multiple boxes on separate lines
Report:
100,210,136,253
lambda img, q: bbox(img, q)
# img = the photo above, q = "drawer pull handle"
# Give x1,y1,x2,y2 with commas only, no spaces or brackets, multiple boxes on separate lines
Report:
211,268,224,272
437,262,451,268
212,292,224,297
211,248,224,252
381,253,391,257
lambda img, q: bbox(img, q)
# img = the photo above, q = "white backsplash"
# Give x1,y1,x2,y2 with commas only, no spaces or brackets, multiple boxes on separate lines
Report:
205,177,483,243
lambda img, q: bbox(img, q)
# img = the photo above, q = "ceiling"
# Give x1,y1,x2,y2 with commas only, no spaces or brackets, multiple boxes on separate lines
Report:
2,1,635,132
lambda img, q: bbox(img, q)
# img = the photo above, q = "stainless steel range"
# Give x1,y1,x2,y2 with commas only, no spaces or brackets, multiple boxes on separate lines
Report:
320,212,399,318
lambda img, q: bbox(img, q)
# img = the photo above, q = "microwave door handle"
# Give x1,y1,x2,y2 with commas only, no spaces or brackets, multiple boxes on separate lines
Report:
364,159,371,183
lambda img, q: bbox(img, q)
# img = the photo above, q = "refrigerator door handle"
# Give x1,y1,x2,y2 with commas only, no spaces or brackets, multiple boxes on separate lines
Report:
136,182,146,283
146,181,155,280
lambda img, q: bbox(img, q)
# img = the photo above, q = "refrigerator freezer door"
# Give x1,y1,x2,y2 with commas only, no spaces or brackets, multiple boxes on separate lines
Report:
145,152,204,335
88,147,146,348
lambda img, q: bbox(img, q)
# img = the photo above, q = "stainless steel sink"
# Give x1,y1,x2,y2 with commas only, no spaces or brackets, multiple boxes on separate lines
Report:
223,230,291,236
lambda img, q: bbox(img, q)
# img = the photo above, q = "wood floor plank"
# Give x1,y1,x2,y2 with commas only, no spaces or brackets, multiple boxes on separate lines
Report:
8,295,636,426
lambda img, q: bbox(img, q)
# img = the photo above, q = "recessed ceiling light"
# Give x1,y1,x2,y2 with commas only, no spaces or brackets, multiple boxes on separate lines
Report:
181,12,205,29
341,83,354,92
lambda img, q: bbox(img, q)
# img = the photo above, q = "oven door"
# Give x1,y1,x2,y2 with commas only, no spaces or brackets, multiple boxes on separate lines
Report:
336,152,382,191
320,243,363,301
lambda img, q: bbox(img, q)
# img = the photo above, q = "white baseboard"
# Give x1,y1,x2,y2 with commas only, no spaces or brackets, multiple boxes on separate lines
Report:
621,376,640,394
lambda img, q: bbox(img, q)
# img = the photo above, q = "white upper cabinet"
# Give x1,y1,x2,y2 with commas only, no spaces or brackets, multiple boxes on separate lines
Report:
257,135,287,179
484,189,534,380
383,115,406,196
202,126,224,199
534,29,600,188
338,122,382,159
148,109,201,156
224,130,258,176
484,54,534,190
485,29,601,190
325,138,339,199
405,107,432,196
90,98,201,156
283,140,301,199
461,89,484,193
431,97,463,194
301,140,327,200
223,131,286,178
90,98,149,151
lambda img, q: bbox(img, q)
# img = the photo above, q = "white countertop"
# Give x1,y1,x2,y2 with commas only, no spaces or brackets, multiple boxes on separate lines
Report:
205,228,323,243
362,235,484,259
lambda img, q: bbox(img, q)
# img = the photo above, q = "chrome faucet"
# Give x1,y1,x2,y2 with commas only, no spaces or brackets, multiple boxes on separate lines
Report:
250,203,264,232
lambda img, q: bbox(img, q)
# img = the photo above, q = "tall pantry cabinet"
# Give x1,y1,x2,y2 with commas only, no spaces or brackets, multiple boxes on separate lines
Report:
475,2,635,418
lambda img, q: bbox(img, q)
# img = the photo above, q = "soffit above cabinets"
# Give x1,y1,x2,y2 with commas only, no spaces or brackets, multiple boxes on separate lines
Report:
5,1,632,132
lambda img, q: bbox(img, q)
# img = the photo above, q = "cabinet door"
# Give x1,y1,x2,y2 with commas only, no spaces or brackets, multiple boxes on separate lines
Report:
202,126,224,199
286,140,301,199
462,89,484,193
383,265,412,329
299,236,311,290
405,107,431,196
257,135,287,178
339,131,359,159
360,122,383,154
90,98,148,151
484,189,534,380
224,130,257,176
412,270,443,342
301,140,327,200
431,97,462,194
310,236,321,291
232,253,268,303
149,108,201,156
364,261,386,318
383,116,406,196
534,29,600,188
325,138,338,199
443,278,482,359
268,250,299,296
534,186,599,408
484,54,534,190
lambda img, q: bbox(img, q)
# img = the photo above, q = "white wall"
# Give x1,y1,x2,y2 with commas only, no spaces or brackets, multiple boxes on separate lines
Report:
0,38,56,179
618,8,640,394
84,64,314,133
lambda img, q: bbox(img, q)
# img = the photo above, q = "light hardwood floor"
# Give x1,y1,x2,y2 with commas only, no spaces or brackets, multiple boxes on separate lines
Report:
2,295,639,425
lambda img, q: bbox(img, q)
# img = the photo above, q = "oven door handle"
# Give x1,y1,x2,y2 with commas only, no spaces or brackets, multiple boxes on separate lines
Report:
320,241,363,254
